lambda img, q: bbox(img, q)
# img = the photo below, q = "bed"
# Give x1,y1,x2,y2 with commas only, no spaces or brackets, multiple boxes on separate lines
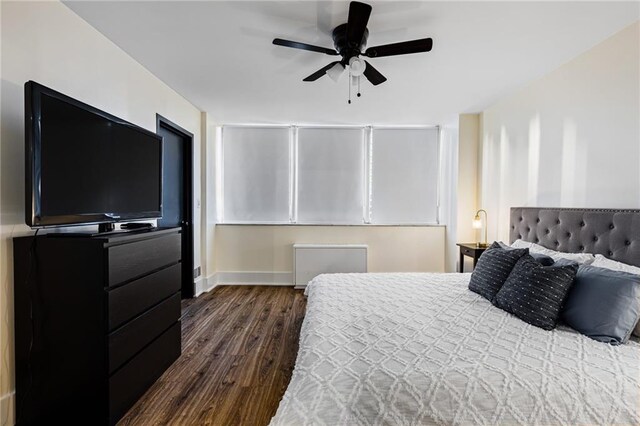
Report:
270,208,640,425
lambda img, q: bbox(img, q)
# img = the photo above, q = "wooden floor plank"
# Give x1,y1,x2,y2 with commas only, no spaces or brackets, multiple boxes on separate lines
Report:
117,286,306,426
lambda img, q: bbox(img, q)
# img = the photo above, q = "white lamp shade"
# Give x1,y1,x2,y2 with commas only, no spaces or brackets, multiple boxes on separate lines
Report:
348,57,366,77
326,62,345,82
472,218,482,229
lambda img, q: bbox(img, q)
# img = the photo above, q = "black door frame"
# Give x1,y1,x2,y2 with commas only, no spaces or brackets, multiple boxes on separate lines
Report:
156,114,195,298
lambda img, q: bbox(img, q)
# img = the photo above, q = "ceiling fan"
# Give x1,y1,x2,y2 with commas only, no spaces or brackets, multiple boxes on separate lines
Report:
272,1,433,99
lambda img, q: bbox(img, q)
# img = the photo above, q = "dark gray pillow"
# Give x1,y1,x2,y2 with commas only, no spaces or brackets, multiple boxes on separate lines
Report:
497,242,554,266
494,255,578,330
553,258,580,267
529,253,555,267
562,265,640,345
468,242,528,302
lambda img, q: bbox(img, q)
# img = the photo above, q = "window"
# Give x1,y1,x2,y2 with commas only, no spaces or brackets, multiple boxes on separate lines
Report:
220,125,439,225
370,128,439,224
222,126,290,223
297,127,365,224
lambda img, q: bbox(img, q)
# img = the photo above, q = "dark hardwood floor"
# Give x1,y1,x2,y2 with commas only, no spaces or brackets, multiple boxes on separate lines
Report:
118,286,307,426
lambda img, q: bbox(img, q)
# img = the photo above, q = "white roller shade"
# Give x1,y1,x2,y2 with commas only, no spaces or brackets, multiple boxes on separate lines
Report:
297,127,365,224
222,126,291,222
370,128,439,224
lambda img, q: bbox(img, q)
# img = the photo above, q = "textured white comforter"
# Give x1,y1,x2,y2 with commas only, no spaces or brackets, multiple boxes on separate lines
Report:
270,273,640,426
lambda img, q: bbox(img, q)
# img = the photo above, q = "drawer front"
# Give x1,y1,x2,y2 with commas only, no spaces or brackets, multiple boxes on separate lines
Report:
108,263,181,330
107,233,181,287
461,247,474,256
109,322,181,425
108,292,181,373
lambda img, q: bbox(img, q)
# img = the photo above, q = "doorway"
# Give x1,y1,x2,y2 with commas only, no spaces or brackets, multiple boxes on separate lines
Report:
156,114,195,298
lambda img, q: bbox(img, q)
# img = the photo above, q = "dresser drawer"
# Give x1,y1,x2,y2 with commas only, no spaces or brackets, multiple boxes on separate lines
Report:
108,292,180,373
107,233,181,287
109,322,181,424
107,263,181,330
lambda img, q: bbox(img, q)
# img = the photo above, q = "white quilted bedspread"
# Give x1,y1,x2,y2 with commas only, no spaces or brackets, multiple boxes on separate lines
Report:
270,273,640,426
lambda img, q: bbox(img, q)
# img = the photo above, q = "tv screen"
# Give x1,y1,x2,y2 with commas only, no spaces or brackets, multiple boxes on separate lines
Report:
25,81,163,227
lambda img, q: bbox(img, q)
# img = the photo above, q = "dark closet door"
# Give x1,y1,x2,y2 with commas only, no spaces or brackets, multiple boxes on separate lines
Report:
159,130,184,227
156,115,195,298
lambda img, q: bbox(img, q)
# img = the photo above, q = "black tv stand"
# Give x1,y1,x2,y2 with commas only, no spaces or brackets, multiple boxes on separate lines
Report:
121,222,154,230
98,222,115,233
46,226,158,239
13,227,182,425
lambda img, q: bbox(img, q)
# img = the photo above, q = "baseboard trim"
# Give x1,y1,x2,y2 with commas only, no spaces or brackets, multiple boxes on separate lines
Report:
204,274,218,293
194,276,205,297
1,391,15,426
194,274,220,297
213,271,293,286
194,272,295,291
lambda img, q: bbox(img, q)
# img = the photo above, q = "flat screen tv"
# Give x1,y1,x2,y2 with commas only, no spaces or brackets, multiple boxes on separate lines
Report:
25,81,163,228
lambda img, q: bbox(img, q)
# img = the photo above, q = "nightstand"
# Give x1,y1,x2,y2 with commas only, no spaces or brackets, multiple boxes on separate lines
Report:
457,243,488,272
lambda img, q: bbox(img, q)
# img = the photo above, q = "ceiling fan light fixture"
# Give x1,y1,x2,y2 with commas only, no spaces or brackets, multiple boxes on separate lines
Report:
326,62,345,82
348,57,366,77
273,1,433,91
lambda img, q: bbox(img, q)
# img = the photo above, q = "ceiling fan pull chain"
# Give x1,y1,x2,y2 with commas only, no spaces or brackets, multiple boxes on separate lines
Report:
357,76,361,97
348,67,352,104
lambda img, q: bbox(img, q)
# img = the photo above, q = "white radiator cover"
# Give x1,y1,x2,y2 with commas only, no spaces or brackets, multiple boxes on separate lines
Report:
293,244,368,289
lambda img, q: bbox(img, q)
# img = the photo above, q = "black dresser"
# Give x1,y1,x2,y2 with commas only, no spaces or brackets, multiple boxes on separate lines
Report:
13,227,182,425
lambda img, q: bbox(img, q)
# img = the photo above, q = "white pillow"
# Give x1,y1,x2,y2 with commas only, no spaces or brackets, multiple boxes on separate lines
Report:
510,239,534,249
510,239,596,264
591,254,640,275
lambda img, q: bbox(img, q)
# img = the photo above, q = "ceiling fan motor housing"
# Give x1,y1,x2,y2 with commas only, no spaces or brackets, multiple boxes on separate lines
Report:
332,23,369,62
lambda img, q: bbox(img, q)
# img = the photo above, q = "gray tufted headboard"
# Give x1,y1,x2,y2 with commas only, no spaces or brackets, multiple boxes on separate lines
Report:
510,207,640,267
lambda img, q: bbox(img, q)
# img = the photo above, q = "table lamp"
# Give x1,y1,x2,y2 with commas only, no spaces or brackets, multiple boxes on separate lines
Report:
473,209,488,248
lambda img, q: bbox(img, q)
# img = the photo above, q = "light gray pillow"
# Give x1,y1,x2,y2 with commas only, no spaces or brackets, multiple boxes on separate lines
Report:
511,239,596,265
561,265,640,345
592,254,640,275
497,241,554,266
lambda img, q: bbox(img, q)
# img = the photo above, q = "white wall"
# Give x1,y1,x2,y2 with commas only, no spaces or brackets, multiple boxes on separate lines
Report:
197,115,218,295
214,225,446,284
439,121,460,272
457,114,480,271
480,21,640,242
0,2,204,423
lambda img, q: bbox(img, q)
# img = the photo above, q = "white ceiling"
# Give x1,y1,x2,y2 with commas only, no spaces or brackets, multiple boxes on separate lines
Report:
64,1,639,125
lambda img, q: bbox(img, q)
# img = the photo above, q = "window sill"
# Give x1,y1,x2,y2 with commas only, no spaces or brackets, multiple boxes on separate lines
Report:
216,223,445,227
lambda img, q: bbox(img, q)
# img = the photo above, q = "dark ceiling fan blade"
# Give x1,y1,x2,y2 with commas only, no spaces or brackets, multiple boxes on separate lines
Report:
273,38,338,55
346,1,372,47
364,38,433,58
363,61,387,86
303,61,342,82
